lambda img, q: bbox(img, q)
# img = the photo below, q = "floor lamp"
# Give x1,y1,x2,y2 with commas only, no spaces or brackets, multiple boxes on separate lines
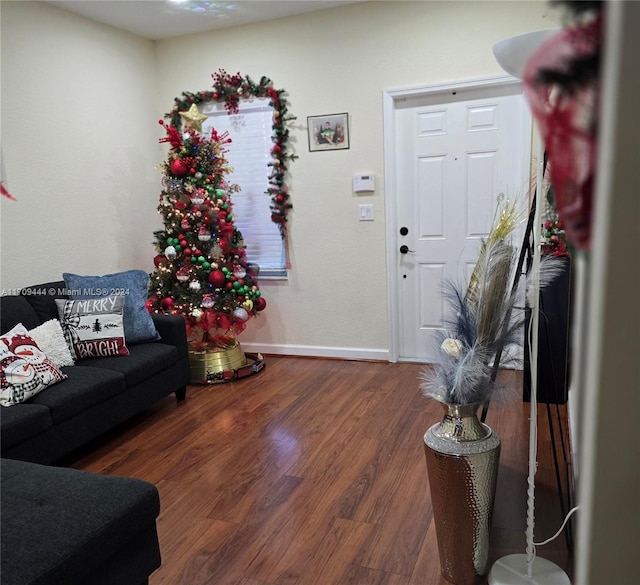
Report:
487,30,572,585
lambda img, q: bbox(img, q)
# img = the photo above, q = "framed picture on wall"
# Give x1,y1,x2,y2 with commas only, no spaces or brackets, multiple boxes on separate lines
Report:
307,113,349,151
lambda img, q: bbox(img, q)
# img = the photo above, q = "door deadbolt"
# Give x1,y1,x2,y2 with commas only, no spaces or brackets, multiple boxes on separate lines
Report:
400,226,409,236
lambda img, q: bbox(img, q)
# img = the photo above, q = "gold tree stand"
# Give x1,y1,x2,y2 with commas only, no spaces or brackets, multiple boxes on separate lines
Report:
189,341,265,384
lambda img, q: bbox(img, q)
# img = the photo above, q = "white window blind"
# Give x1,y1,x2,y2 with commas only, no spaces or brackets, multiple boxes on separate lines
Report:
201,98,287,278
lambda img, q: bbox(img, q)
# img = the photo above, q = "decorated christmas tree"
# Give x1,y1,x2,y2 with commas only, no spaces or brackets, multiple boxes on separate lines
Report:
147,112,266,350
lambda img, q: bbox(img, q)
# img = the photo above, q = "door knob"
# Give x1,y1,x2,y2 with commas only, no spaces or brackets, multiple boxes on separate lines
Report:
399,245,415,254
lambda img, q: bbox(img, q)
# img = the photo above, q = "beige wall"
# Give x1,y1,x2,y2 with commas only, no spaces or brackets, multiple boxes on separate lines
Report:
1,0,556,357
1,1,159,289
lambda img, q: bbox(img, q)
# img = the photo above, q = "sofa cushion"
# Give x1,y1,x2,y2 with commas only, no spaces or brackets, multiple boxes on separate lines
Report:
0,403,53,450
29,366,126,424
0,325,68,407
55,296,129,360
0,458,161,585
78,342,179,388
0,295,40,333
63,270,160,344
21,281,68,323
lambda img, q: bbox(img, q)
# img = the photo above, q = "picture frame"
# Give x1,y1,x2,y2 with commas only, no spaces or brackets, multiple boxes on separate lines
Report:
307,113,350,151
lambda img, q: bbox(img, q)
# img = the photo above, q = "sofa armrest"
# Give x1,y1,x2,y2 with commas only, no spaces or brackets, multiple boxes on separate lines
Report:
151,314,188,360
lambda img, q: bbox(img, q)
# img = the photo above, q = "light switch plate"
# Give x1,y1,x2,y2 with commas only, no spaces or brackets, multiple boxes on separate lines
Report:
359,204,374,221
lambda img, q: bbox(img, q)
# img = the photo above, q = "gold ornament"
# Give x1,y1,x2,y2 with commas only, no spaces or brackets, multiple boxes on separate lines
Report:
179,104,207,131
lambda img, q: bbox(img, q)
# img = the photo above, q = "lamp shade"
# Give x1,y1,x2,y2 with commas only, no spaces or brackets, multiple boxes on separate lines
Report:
493,29,558,79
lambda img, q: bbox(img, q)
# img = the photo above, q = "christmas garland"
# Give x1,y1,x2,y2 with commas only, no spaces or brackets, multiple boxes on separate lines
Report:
165,70,297,248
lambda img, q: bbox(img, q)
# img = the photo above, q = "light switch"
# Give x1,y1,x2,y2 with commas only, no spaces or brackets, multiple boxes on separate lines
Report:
359,204,374,221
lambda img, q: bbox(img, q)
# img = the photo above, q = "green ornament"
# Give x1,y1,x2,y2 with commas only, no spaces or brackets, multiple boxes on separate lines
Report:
221,267,229,274
190,256,198,263
202,261,210,270
226,214,233,222
233,281,241,290
215,189,224,197
255,291,261,297
221,203,229,210
198,256,205,264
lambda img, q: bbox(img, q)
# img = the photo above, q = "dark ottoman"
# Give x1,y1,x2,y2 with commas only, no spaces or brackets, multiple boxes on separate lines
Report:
0,458,161,585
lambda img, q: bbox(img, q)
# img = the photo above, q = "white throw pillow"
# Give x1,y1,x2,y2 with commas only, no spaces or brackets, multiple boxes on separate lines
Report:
28,319,75,367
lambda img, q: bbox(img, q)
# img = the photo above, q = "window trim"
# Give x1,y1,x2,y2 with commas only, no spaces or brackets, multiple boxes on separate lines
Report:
164,72,297,274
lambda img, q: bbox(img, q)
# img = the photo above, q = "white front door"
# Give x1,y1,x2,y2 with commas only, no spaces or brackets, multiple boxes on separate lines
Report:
386,78,532,362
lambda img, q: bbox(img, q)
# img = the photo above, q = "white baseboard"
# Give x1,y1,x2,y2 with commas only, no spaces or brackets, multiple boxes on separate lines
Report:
238,342,390,362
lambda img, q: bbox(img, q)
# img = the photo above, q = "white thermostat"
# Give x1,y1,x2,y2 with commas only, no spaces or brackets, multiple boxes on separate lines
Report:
353,173,375,193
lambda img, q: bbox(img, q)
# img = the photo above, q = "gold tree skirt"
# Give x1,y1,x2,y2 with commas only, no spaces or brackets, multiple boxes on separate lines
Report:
188,342,265,384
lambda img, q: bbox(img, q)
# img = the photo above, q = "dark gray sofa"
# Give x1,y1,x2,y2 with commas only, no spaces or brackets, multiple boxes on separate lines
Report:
0,280,190,464
0,280,190,584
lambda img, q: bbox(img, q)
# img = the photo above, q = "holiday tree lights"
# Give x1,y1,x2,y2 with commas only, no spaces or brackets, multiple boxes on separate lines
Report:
147,119,266,349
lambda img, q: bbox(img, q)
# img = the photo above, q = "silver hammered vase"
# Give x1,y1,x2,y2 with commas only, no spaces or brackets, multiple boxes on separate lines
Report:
423,402,501,585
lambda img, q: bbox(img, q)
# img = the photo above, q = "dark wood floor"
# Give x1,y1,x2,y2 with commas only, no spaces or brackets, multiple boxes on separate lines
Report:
65,356,574,585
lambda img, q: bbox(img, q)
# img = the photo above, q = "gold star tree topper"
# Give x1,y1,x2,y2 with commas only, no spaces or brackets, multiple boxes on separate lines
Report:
179,104,207,132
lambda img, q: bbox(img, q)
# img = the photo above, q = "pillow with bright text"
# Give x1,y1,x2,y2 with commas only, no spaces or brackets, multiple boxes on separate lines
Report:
0,324,68,407
28,319,75,367
63,270,160,344
55,295,129,360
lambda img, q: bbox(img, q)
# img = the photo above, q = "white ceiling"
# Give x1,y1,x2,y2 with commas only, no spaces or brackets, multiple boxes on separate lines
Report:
43,0,363,40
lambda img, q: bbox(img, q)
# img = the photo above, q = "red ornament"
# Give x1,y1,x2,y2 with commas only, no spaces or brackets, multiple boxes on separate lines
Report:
161,297,174,310
208,270,226,287
153,254,164,267
146,296,158,311
255,297,267,312
170,159,189,176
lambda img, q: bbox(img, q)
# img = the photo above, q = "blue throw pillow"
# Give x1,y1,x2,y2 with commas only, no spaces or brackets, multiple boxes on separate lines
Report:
63,270,160,344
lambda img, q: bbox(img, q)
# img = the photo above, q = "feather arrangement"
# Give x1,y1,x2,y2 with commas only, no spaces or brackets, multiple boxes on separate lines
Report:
421,198,564,405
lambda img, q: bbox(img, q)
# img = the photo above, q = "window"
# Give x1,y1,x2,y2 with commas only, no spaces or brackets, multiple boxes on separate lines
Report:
201,99,287,279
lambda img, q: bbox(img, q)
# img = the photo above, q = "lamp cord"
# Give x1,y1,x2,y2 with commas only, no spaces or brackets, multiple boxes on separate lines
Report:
533,505,580,547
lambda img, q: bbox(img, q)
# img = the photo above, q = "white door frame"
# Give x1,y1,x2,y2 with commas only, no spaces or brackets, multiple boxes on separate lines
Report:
383,74,526,363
